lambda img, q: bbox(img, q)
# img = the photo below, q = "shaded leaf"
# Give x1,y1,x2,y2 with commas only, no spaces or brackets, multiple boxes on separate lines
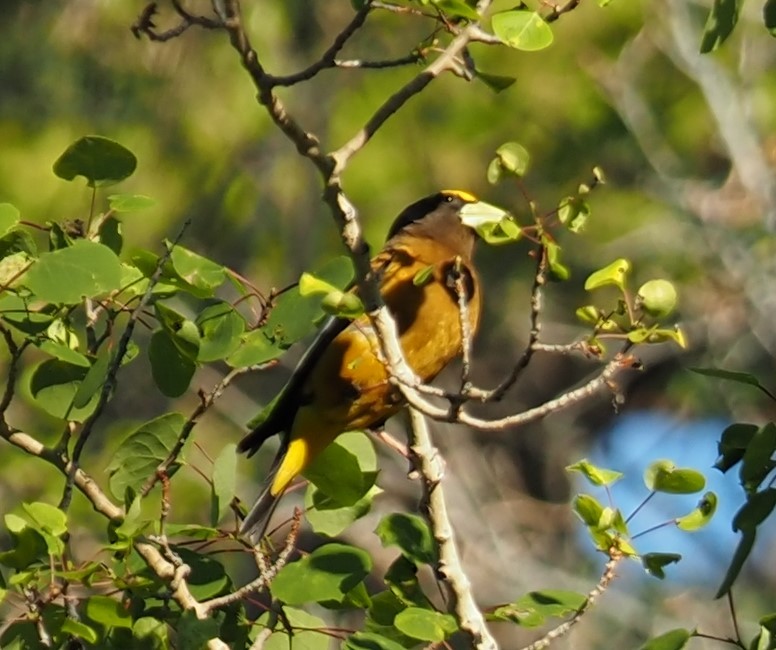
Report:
699,0,740,53
642,552,681,579
375,513,436,565
53,136,137,187
271,543,372,605
107,413,185,499
492,10,553,51
24,240,123,304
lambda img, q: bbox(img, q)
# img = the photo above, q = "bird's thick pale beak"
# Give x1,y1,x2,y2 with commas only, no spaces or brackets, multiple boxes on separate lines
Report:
459,200,521,245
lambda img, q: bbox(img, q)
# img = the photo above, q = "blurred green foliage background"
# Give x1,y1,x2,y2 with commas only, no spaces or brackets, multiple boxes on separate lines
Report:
2,1,776,647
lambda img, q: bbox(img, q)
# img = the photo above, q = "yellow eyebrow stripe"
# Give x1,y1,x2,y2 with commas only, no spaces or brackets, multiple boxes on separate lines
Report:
441,189,478,203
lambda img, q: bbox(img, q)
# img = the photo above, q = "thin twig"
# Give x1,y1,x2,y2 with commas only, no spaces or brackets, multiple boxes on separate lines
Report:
519,548,622,650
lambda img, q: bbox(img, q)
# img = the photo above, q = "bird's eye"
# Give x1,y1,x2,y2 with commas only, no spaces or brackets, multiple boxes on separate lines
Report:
444,195,454,203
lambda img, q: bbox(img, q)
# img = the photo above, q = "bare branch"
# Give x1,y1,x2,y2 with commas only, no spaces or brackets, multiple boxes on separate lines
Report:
407,408,498,650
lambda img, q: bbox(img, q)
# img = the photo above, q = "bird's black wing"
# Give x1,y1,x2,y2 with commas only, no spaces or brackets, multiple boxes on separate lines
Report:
237,314,350,456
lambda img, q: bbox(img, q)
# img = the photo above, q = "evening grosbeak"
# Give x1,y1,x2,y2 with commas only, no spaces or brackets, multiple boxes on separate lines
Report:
238,190,511,540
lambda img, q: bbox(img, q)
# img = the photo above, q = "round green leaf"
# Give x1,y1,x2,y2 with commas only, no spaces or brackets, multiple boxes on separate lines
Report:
61,619,99,645
107,413,186,499
492,10,553,51
375,513,436,565
305,431,378,506
53,136,137,188
637,279,678,318
271,543,372,605
394,608,457,642
24,240,123,304
495,142,530,176
305,484,381,537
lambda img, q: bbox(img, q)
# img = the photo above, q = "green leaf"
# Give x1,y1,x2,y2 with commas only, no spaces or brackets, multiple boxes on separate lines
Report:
638,628,693,650
545,239,570,281
716,528,755,597
575,305,600,325
107,413,186,499
61,619,99,645
765,0,776,35
53,136,137,188
98,216,123,255
321,290,365,319
196,301,246,362
0,229,37,257
343,632,407,650
413,265,435,287
20,502,67,555
211,443,237,526
492,10,553,51
690,367,776,400
375,513,437,565
271,543,372,605
174,547,230,600
699,0,740,53
394,607,457,642
299,272,341,296
642,552,682,579
490,590,587,627
72,348,112,409
28,359,100,421
474,215,522,245
433,0,479,20
566,459,623,486
676,492,717,531
148,330,196,397
176,610,220,649
715,423,759,472
0,514,48,569
557,196,590,233
732,488,776,532
644,460,706,494
475,70,517,94
36,341,90,368
0,203,20,238
305,431,378,506
169,244,226,293
383,555,429,607
226,329,284,368
495,142,530,177
108,193,156,213
305,484,380,537
584,258,630,292
24,240,123,304
85,595,133,629
637,279,678,318
132,617,169,648
740,422,776,489
263,256,354,348
258,608,329,650
572,494,605,528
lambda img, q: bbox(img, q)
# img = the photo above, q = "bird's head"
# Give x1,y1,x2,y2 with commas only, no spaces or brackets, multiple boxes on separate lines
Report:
386,190,518,256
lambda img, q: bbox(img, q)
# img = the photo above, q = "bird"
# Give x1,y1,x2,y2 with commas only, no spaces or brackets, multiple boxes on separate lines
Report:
237,190,511,540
